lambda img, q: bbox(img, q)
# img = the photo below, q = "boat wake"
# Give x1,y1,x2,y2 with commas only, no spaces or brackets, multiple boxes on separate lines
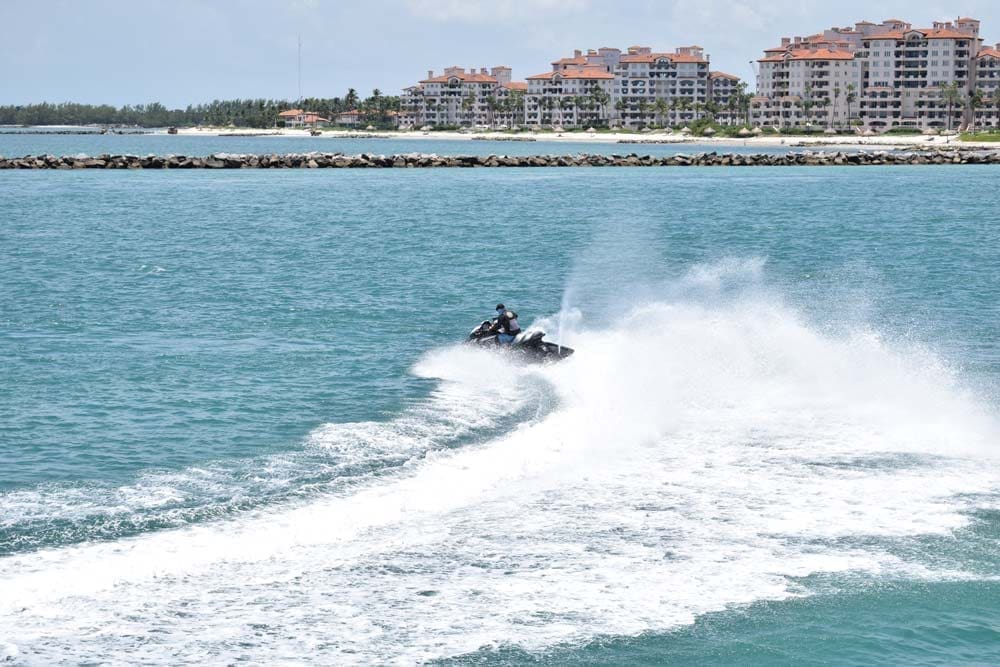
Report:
2,261,998,664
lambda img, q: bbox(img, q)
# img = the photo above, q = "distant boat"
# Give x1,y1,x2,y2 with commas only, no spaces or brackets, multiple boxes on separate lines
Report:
167,127,178,135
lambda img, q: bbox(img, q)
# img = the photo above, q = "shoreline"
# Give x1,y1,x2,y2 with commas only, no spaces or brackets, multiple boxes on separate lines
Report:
168,126,993,150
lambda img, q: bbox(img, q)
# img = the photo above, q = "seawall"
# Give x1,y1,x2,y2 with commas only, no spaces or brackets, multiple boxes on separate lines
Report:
1,150,998,169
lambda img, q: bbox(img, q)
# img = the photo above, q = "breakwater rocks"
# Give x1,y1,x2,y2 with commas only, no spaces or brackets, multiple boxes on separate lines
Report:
2,150,999,170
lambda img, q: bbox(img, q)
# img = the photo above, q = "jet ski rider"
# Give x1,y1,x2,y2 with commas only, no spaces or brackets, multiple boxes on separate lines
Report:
490,303,521,345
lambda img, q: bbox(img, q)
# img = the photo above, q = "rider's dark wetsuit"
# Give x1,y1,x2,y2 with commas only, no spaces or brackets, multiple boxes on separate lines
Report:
492,308,521,344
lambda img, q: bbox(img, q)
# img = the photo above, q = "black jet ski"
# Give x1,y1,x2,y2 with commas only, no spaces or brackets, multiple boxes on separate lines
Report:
467,320,574,362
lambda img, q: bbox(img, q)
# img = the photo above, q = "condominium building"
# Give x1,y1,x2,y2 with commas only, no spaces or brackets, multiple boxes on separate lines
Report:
708,71,744,124
752,17,995,130
400,66,526,128
611,46,713,128
405,45,743,129
975,45,1000,128
524,66,614,128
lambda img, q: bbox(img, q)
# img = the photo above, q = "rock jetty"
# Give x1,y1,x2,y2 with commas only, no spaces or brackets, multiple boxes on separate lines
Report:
1,150,998,169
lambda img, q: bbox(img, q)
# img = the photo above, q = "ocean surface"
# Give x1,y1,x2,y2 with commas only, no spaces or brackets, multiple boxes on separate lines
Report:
1,136,999,664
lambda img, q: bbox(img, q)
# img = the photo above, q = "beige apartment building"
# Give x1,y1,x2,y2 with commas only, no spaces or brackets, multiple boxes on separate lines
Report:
405,45,743,129
752,17,999,131
400,66,526,129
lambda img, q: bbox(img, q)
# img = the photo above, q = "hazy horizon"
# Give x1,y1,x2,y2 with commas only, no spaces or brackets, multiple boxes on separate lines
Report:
4,0,1000,107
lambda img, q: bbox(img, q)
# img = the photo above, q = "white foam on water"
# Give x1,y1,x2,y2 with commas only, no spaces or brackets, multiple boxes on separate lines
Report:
2,268,999,664
0,345,529,534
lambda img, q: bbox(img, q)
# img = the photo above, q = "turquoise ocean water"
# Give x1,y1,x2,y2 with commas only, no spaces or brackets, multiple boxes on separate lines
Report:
0,131,811,159
1,135,999,664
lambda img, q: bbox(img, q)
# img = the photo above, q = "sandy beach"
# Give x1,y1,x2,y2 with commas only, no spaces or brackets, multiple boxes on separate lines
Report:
173,125,996,150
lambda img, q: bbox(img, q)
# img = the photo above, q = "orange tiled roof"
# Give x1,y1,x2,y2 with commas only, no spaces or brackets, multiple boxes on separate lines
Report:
760,45,855,63
504,81,528,91
670,53,708,63
863,31,905,40
278,109,304,117
617,50,709,65
979,47,1000,59
420,72,498,84
790,49,855,60
710,71,740,80
619,52,672,63
863,28,975,41
552,56,588,66
921,28,976,39
527,68,614,80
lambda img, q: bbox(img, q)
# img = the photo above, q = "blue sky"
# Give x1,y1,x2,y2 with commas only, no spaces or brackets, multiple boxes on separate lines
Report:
3,0,999,106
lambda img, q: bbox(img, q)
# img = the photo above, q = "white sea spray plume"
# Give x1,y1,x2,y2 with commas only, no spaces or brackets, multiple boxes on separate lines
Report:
0,268,998,664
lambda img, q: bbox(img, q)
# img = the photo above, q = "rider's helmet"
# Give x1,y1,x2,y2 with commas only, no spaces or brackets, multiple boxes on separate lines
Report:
496,304,505,312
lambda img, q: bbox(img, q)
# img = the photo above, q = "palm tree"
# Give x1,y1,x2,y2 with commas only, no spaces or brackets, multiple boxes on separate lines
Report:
461,92,476,126
589,84,610,126
966,88,984,132
822,98,833,127
845,84,857,128
678,97,692,123
802,84,814,127
484,95,499,128
703,100,719,122
992,87,1000,130
509,90,525,128
558,96,574,127
832,86,841,128
574,95,590,126
345,88,359,110
614,99,627,128
724,95,738,126
638,99,654,126
941,82,962,131
736,81,751,126
653,98,670,127
539,95,556,125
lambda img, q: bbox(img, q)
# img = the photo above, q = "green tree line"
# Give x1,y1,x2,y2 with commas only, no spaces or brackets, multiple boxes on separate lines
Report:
0,90,400,128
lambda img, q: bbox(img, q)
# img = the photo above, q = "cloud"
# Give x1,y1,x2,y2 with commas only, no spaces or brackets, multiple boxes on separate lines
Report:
404,0,589,23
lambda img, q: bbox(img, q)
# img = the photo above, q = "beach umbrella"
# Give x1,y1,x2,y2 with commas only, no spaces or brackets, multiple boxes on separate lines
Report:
553,125,565,132
922,128,938,135
752,127,763,135
420,125,432,131
586,127,596,133
702,127,716,136
737,127,752,137
679,126,691,134
863,128,876,136
823,127,837,134
365,125,375,131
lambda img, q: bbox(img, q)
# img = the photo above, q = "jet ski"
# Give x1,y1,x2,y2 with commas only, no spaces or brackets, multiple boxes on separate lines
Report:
467,320,574,362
